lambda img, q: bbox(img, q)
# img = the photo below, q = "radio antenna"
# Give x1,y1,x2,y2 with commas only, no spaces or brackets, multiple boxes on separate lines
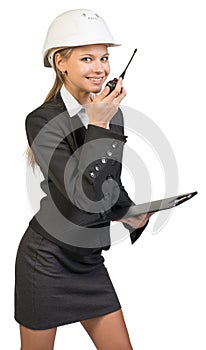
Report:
120,48,137,79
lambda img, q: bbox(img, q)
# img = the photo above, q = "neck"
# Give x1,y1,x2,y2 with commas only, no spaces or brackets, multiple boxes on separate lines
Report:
64,83,91,105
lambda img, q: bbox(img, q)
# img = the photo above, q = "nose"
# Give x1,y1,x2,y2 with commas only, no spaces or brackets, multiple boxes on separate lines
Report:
92,59,104,73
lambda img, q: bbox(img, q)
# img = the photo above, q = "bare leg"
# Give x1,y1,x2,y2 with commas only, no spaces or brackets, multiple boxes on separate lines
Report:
81,309,133,350
19,325,57,350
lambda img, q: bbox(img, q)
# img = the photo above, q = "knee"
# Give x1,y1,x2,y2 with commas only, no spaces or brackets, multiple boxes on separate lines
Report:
114,340,133,350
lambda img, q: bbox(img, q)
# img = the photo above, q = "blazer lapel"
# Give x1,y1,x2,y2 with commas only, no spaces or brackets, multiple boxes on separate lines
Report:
53,92,86,155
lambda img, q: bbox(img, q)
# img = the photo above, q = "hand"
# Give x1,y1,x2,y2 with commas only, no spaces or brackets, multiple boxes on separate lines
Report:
84,78,126,127
115,212,155,229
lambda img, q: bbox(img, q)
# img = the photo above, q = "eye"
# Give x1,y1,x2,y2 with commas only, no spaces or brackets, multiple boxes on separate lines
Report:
101,56,109,62
81,57,92,62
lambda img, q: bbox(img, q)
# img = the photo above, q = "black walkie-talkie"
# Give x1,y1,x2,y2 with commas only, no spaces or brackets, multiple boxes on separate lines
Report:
106,48,137,93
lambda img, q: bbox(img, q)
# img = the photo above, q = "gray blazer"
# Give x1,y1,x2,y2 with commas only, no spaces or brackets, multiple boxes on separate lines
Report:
26,92,148,259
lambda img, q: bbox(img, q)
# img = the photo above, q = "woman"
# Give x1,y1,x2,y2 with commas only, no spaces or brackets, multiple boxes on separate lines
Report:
15,9,153,350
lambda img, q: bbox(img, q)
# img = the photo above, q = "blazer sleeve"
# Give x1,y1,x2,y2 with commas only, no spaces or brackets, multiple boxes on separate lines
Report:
108,112,149,245
114,177,149,245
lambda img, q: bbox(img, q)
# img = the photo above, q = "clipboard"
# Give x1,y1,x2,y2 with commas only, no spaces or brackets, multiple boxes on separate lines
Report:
106,191,198,222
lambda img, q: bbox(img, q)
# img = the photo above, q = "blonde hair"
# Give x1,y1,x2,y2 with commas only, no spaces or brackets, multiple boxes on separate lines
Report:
26,48,73,169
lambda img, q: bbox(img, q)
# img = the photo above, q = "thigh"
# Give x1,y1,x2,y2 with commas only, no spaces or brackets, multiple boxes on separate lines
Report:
81,309,133,350
20,325,57,350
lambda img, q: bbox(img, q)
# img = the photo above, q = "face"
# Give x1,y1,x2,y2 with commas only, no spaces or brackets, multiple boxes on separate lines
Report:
56,44,110,99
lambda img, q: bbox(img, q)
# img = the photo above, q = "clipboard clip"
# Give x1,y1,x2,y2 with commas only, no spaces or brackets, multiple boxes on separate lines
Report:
169,192,197,207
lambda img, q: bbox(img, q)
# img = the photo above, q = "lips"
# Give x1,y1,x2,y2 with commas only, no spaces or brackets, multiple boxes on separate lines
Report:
86,77,105,83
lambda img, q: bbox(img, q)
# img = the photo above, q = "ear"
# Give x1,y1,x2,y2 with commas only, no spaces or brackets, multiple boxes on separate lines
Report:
55,53,67,73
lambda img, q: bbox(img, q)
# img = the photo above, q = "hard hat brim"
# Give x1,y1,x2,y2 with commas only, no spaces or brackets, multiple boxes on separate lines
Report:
44,42,121,68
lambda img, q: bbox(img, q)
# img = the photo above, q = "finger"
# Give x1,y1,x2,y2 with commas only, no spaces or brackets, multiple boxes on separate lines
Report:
108,87,126,109
94,85,111,102
147,212,156,219
114,87,126,103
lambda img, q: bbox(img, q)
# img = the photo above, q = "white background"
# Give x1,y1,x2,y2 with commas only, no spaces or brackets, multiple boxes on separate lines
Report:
0,0,205,349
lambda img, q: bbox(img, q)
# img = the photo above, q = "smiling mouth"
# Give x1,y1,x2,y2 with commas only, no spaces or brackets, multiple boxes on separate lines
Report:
87,77,104,83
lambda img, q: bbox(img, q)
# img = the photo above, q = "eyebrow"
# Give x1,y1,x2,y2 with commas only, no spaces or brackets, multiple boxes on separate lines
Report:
79,53,109,57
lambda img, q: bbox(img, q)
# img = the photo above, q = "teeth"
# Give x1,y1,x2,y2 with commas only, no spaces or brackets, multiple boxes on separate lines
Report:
89,78,102,81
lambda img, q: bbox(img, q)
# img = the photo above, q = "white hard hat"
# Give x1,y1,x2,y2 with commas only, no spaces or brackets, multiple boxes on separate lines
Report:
43,9,120,67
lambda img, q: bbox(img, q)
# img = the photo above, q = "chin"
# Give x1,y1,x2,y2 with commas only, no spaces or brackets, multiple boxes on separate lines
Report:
92,86,103,94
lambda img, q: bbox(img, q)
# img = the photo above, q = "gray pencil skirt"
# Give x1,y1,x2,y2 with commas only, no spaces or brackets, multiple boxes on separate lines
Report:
14,226,121,330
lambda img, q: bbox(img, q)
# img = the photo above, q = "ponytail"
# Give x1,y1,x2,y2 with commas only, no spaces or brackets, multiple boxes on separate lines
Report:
26,48,72,169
